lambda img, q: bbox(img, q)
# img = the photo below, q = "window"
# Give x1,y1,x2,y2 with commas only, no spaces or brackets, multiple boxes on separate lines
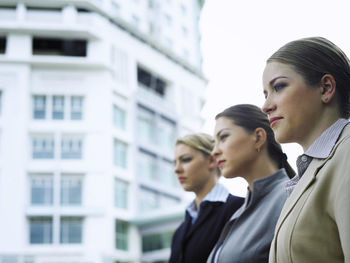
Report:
137,66,167,97
52,96,64,119
70,96,83,120
137,150,157,181
131,15,140,27
33,38,87,57
114,178,128,209
32,135,54,159
181,26,188,37
158,116,176,152
139,188,180,212
30,175,53,205
164,14,172,26
113,105,126,130
114,140,127,168
29,217,53,244
180,3,186,15
159,159,176,187
60,217,83,244
137,106,155,144
0,37,5,54
33,95,46,119
61,136,82,159
139,188,157,212
142,231,173,252
0,90,2,115
61,175,82,206
115,220,128,250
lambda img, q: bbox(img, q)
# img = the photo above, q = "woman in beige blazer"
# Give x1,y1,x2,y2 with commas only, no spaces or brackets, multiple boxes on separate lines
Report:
262,37,350,263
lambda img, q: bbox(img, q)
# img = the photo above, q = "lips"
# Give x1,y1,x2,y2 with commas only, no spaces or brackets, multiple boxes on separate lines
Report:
269,117,283,128
217,160,226,169
178,177,186,183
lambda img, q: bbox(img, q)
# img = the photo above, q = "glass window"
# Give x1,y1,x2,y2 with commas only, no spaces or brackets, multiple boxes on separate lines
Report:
0,90,2,115
115,220,128,251
30,175,53,205
32,135,54,159
61,136,82,159
114,178,128,209
139,188,157,212
0,37,6,54
70,96,83,120
142,231,173,252
159,159,177,187
137,150,157,181
158,116,176,152
114,139,127,168
29,217,53,244
60,217,83,244
159,193,179,208
61,175,82,206
113,105,126,130
52,96,64,120
32,38,87,57
33,95,46,119
137,106,155,144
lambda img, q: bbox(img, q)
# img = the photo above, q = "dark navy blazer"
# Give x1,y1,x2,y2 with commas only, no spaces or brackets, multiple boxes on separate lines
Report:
169,194,244,263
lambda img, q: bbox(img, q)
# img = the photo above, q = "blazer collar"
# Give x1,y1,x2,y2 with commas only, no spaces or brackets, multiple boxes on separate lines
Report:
274,124,350,237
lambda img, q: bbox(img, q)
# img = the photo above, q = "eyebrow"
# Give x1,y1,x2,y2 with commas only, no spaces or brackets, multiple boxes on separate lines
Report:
215,128,231,138
269,76,288,86
173,154,191,163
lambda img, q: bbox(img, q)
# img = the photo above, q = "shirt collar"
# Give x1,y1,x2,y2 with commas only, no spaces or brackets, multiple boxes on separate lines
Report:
244,168,288,207
186,183,229,218
305,118,350,159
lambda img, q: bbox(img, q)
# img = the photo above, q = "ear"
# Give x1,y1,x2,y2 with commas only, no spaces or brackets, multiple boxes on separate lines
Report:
320,74,336,104
253,127,267,151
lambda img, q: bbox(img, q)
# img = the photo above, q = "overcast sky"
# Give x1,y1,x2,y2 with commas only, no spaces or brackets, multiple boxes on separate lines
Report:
198,0,350,196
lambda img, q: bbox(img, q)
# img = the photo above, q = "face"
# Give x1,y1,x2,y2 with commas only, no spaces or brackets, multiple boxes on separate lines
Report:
173,144,214,193
213,117,257,178
262,62,324,148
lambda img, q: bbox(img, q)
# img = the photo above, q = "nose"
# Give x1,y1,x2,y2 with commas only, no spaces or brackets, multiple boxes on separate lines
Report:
262,96,276,115
174,162,182,174
212,142,221,158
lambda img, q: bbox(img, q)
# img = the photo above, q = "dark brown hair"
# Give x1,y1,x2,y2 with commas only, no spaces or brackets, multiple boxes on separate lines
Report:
216,104,295,179
267,37,350,118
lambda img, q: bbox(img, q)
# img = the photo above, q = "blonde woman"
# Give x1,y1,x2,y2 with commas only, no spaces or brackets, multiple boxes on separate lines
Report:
169,133,244,263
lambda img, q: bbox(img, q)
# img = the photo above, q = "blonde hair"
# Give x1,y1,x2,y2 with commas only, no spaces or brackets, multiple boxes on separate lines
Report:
176,133,214,156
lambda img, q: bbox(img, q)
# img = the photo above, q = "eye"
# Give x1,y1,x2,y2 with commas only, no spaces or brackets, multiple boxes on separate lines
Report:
219,134,228,141
182,157,192,163
273,82,287,92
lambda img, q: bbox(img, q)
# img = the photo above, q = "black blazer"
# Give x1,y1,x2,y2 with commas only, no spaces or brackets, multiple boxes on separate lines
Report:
169,194,244,263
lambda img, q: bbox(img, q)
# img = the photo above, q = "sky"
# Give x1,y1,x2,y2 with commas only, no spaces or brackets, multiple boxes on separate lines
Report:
198,0,350,196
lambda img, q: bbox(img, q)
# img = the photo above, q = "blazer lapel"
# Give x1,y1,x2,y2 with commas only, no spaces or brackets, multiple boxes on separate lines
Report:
274,158,324,235
184,203,215,239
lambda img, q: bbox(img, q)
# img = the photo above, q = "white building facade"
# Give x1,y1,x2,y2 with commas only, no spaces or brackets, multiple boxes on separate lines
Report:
0,0,206,263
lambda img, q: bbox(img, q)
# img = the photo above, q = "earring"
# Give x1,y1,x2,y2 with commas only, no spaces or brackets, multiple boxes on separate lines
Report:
256,147,261,153
323,96,328,102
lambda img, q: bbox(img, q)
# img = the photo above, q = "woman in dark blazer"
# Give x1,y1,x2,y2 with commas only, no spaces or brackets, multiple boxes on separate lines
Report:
169,133,244,263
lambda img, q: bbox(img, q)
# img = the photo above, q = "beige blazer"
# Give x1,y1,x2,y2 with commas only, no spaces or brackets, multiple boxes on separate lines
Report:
269,124,350,263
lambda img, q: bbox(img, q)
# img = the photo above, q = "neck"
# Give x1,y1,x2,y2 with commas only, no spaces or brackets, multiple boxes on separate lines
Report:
243,154,279,191
194,176,217,208
300,111,340,151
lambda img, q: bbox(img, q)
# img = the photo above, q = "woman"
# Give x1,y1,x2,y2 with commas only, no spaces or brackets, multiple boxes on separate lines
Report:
207,104,295,263
169,133,244,263
262,37,350,263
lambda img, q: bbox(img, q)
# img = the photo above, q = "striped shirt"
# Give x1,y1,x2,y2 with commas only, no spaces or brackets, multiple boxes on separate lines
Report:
285,118,350,196
186,183,230,224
